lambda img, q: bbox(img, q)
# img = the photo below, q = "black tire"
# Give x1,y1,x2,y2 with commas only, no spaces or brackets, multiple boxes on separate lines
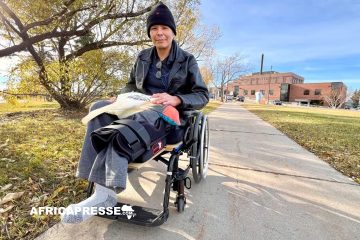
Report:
199,115,209,179
190,145,201,183
176,197,185,213
191,113,203,183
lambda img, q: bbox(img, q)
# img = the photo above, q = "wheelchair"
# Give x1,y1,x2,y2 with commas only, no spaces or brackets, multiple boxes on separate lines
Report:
85,111,210,226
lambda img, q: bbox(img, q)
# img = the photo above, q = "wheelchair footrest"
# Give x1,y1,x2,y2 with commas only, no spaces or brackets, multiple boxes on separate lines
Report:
96,202,168,226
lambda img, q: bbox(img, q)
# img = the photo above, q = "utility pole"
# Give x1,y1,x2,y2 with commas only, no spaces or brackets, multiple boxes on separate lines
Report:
268,65,272,104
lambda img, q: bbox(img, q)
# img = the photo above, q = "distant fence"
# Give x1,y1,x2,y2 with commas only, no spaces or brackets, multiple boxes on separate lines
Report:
0,90,52,102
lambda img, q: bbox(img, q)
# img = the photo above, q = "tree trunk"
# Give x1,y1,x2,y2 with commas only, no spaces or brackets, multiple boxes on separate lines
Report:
58,98,86,110
220,85,224,102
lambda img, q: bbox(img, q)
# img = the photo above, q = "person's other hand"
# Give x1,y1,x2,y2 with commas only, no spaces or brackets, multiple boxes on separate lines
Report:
109,96,117,103
150,93,181,107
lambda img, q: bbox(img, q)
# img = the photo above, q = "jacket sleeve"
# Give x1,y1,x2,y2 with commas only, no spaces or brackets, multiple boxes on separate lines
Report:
175,56,209,110
119,62,138,94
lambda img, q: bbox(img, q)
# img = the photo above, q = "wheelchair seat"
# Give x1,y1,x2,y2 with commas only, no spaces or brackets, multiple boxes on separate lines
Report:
128,141,183,170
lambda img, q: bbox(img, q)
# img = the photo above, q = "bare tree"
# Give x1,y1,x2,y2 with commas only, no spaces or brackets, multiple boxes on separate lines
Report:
350,89,360,108
323,84,348,109
211,53,249,102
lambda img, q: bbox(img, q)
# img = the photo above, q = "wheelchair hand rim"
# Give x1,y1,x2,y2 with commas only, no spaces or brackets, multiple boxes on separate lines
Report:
199,115,209,179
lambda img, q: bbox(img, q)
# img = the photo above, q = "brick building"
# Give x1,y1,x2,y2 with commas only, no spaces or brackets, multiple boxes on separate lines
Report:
287,82,347,106
226,71,347,107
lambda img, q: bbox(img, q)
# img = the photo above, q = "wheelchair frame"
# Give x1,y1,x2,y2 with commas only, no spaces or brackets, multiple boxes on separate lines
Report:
85,111,210,226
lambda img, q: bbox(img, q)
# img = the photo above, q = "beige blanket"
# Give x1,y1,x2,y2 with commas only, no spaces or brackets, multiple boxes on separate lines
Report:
81,92,156,125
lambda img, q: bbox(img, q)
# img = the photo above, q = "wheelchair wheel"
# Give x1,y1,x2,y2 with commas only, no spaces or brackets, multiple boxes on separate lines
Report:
199,115,209,179
190,113,203,183
176,197,185,213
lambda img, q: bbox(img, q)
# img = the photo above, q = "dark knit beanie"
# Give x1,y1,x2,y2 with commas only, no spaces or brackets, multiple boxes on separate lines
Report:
146,2,177,38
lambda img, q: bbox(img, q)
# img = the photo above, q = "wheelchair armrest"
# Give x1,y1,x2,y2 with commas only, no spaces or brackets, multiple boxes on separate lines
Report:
181,110,201,118
181,110,204,146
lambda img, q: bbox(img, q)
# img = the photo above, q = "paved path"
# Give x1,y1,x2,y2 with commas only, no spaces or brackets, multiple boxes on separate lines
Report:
37,102,360,240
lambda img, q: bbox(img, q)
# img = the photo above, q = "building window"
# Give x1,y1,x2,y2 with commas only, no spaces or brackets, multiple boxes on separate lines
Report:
251,90,255,95
315,89,321,95
260,90,265,95
244,90,248,95
331,82,342,90
304,90,310,95
269,89,274,95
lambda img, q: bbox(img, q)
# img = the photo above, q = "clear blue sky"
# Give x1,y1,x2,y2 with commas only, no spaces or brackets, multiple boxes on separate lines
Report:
200,0,360,90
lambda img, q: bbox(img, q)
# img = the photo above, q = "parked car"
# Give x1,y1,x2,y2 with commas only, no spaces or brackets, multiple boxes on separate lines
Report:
273,100,282,105
236,96,245,102
226,95,233,101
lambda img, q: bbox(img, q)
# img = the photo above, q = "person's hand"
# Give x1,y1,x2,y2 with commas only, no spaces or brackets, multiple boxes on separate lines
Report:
109,96,117,103
150,93,181,107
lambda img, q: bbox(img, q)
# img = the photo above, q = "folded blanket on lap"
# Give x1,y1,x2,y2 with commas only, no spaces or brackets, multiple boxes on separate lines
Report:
82,92,180,126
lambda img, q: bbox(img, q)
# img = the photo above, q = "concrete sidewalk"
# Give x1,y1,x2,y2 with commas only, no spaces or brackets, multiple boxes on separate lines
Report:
37,102,360,240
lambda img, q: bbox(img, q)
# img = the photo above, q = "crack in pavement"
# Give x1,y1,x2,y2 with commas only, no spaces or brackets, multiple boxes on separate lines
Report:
208,162,359,186
210,128,284,136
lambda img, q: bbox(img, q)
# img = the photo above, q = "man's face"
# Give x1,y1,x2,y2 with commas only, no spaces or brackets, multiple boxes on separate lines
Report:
149,25,174,50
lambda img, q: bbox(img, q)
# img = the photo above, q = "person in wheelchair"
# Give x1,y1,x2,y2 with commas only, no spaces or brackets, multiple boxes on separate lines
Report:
61,2,209,224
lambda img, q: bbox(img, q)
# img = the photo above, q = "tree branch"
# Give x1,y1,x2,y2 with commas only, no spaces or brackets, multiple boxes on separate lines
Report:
65,39,150,61
0,1,25,31
0,3,155,57
0,28,89,57
84,4,154,30
0,11,21,36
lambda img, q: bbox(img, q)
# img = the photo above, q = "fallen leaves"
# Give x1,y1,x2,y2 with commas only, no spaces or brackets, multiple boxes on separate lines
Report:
0,108,89,239
0,139,10,148
0,158,15,163
0,192,24,205
48,186,66,202
0,184,12,192
0,205,14,214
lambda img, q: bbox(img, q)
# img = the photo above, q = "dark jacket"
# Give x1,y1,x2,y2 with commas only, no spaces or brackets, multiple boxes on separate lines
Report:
120,41,209,111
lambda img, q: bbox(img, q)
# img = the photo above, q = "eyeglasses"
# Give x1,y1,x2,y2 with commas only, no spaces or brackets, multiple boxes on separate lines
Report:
156,61,162,79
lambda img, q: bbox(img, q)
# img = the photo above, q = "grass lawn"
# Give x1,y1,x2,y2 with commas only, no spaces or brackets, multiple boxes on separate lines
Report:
0,100,221,240
242,103,360,184
0,109,88,240
0,100,59,114
202,100,222,115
